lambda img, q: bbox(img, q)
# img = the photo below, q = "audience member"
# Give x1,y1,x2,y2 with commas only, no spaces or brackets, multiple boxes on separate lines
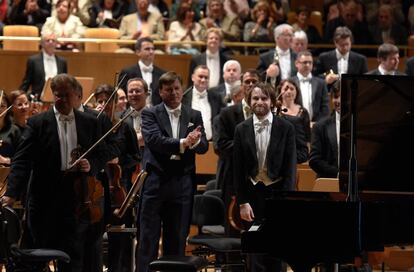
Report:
367,43,404,75
167,1,202,55
118,0,165,40
8,0,49,29
315,26,368,85
88,0,128,28
119,37,166,106
309,80,341,178
243,1,276,43
49,0,92,26
223,0,249,24
188,27,228,88
257,24,296,87
20,33,68,98
199,0,240,42
292,5,322,44
290,51,330,123
41,0,86,50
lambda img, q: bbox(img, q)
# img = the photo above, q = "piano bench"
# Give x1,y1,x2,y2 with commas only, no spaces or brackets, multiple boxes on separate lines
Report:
149,255,209,272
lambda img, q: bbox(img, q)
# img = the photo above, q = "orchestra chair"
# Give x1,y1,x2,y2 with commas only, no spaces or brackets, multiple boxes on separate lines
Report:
149,255,209,272
0,206,70,271
312,178,340,192
3,25,39,51
195,142,218,175
296,165,317,191
188,194,244,271
83,28,120,52
309,11,323,37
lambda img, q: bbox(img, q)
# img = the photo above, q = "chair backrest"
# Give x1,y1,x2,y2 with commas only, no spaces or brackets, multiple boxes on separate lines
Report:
296,167,317,191
313,178,340,192
0,206,21,261
191,194,225,227
83,28,120,52
3,25,39,51
205,179,217,191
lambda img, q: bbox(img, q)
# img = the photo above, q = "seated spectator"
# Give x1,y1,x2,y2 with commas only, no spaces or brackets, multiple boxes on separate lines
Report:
368,4,407,46
278,79,311,143
292,5,322,44
41,0,86,50
170,0,202,22
291,30,308,54
223,0,249,25
199,0,240,42
51,0,92,26
8,0,50,30
243,1,276,43
167,1,202,55
119,0,164,40
366,43,405,75
88,0,128,28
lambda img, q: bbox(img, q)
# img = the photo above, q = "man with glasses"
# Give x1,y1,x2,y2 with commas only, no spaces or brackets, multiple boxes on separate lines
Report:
213,69,260,235
290,50,330,123
119,37,165,106
20,33,67,98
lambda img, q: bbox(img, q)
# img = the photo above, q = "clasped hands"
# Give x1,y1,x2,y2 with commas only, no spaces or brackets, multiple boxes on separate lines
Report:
183,125,201,149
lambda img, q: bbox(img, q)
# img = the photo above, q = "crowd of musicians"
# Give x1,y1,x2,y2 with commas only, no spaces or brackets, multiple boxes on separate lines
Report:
0,14,412,271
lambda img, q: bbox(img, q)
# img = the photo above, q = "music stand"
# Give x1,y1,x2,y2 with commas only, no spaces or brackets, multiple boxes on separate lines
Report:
40,77,94,103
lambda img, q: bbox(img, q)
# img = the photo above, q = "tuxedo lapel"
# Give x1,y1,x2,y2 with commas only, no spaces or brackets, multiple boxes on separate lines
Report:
311,78,318,112
157,104,173,137
39,53,46,80
327,115,338,159
266,116,282,166
245,119,258,166
179,105,191,139
44,109,62,166
329,51,338,73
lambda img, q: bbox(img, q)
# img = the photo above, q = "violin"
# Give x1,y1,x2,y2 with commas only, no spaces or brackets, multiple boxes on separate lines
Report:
69,146,104,224
106,162,127,207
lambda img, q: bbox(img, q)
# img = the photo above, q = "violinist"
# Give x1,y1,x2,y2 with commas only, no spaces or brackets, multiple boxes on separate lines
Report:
94,84,140,272
1,74,108,272
0,94,21,166
9,90,31,133
114,88,128,119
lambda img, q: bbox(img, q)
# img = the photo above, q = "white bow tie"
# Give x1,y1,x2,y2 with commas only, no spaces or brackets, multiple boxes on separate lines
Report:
168,108,181,118
141,65,153,73
255,119,270,133
59,115,74,122
196,91,207,99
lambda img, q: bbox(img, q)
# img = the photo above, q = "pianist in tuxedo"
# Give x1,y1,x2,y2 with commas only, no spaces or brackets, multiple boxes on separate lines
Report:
137,71,208,272
309,81,341,178
366,43,405,75
233,82,296,272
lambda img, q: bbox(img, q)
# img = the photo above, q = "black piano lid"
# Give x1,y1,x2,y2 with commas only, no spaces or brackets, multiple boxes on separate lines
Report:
339,74,414,193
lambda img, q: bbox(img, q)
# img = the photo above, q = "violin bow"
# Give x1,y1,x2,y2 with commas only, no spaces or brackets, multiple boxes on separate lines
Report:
96,73,127,118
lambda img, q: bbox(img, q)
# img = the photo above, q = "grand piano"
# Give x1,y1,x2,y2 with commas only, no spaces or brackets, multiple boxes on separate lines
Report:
241,74,414,271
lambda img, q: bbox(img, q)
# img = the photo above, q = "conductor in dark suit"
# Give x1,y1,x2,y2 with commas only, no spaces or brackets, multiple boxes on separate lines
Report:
137,71,209,272
256,24,297,87
366,43,405,75
314,26,368,85
309,81,341,178
234,82,296,272
119,37,165,106
20,34,67,98
183,65,224,140
2,74,107,272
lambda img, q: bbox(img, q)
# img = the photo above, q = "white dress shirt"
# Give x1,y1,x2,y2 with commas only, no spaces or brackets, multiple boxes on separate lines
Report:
191,87,212,140
336,49,349,75
297,72,313,120
378,65,395,75
43,51,58,82
138,60,153,105
54,107,77,170
276,46,291,80
206,50,220,88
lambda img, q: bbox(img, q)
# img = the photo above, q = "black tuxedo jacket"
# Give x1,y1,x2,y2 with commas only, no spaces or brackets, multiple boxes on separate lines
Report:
119,63,165,105
20,52,67,97
233,115,297,208
188,51,228,87
209,83,226,100
141,103,208,176
290,75,330,122
6,109,107,208
315,50,368,77
182,87,225,123
405,57,414,76
256,49,297,85
309,114,338,178
213,103,245,191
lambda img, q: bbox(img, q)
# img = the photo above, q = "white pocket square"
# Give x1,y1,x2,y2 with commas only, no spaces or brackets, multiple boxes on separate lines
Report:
188,122,194,128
